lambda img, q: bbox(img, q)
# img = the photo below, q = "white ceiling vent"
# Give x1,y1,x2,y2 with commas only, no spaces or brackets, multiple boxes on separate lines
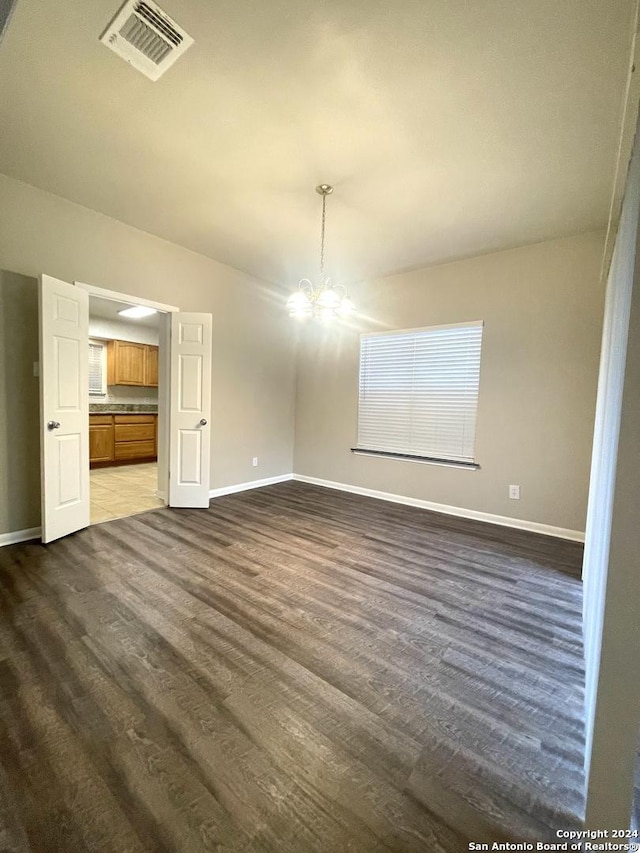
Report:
100,0,193,81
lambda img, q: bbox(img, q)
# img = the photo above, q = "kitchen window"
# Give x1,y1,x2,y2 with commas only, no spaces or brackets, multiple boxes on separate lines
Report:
353,321,484,468
88,340,107,396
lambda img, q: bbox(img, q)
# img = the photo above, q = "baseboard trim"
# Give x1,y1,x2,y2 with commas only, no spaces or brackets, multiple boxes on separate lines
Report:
292,474,585,542
0,526,41,547
209,473,293,500
1,476,582,545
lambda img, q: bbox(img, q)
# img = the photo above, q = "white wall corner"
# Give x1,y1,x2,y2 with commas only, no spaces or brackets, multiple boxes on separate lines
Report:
209,473,293,500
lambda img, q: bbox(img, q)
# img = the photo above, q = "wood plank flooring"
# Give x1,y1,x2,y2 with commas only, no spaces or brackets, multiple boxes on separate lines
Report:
0,481,585,852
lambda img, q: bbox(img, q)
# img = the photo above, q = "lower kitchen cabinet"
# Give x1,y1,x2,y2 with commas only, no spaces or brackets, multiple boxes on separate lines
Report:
90,413,157,467
89,415,114,464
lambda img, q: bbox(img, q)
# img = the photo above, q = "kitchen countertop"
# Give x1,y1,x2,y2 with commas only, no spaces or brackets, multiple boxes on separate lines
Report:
89,404,158,414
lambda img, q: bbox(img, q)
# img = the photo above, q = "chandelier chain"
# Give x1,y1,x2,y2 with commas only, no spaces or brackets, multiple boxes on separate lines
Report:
320,192,327,277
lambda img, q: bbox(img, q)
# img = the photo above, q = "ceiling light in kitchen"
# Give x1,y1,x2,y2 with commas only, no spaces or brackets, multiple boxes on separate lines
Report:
118,305,158,318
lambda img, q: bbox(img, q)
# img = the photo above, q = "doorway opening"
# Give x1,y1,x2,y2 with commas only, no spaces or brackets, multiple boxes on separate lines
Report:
40,274,211,544
87,293,169,525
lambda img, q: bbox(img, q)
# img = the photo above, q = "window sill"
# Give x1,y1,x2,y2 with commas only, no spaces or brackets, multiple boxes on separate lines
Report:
351,448,480,470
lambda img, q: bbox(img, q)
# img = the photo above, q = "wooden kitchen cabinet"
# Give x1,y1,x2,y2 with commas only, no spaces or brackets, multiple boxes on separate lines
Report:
89,415,114,464
144,345,159,387
106,341,159,387
107,340,146,386
114,414,157,463
90,413,157,467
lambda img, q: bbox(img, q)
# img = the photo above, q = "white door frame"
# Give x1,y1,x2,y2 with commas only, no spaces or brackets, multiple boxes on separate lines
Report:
74,281,179,504
73,282,179,315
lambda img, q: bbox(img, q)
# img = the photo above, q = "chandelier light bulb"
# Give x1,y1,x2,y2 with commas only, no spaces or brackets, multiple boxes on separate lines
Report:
287,290,312,317
317,288,340,309
337,298,354,317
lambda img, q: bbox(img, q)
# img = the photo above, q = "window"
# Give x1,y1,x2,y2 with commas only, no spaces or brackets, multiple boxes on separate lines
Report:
88,340,107,396
355,321,483,467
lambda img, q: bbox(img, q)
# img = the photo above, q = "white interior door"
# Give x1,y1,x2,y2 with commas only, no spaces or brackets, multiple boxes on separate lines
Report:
39,275,90,543
169,312,212,508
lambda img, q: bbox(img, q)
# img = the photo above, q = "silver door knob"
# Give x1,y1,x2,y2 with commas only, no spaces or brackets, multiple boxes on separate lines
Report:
199,418,208,426
47,421,61,430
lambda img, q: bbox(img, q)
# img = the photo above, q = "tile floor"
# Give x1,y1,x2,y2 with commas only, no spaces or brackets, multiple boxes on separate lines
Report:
90,462,164,525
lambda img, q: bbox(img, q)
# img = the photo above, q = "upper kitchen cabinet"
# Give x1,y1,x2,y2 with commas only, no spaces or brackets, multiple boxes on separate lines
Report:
107,340,145,385
144,344,159,387
107,340,159,387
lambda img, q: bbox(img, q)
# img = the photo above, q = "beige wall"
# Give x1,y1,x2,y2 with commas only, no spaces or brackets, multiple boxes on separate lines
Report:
0,174,296,536
294,231,606,533
0,271,41,534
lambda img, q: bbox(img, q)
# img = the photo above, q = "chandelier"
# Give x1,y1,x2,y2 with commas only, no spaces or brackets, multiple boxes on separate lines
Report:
287,184,354,320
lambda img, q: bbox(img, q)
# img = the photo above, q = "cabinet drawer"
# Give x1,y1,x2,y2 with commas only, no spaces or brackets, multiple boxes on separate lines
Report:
115,423,155,442
114,440,156,460
114,414,156,424
89,414,113,425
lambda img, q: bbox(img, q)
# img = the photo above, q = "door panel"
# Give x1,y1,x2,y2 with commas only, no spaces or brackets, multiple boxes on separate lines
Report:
58,436,82,503
55,337,82,407
179,354,202,409
169,313,211,507
178,430,202,483
40,275,90,543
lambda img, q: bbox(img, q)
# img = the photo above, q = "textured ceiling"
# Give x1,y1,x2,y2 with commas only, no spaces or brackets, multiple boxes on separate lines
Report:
0,0,634,286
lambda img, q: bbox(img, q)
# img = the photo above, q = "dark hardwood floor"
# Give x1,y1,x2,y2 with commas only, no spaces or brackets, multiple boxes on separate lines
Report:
0,481,585,852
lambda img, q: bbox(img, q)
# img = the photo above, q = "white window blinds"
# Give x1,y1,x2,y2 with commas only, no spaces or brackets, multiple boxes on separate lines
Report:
356,321,483,465
88,341,106,396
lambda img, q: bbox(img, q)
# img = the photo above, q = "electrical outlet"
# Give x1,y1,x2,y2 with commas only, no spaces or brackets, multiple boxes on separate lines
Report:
252,457,258,467
33,361,40,378
509,485,520,500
